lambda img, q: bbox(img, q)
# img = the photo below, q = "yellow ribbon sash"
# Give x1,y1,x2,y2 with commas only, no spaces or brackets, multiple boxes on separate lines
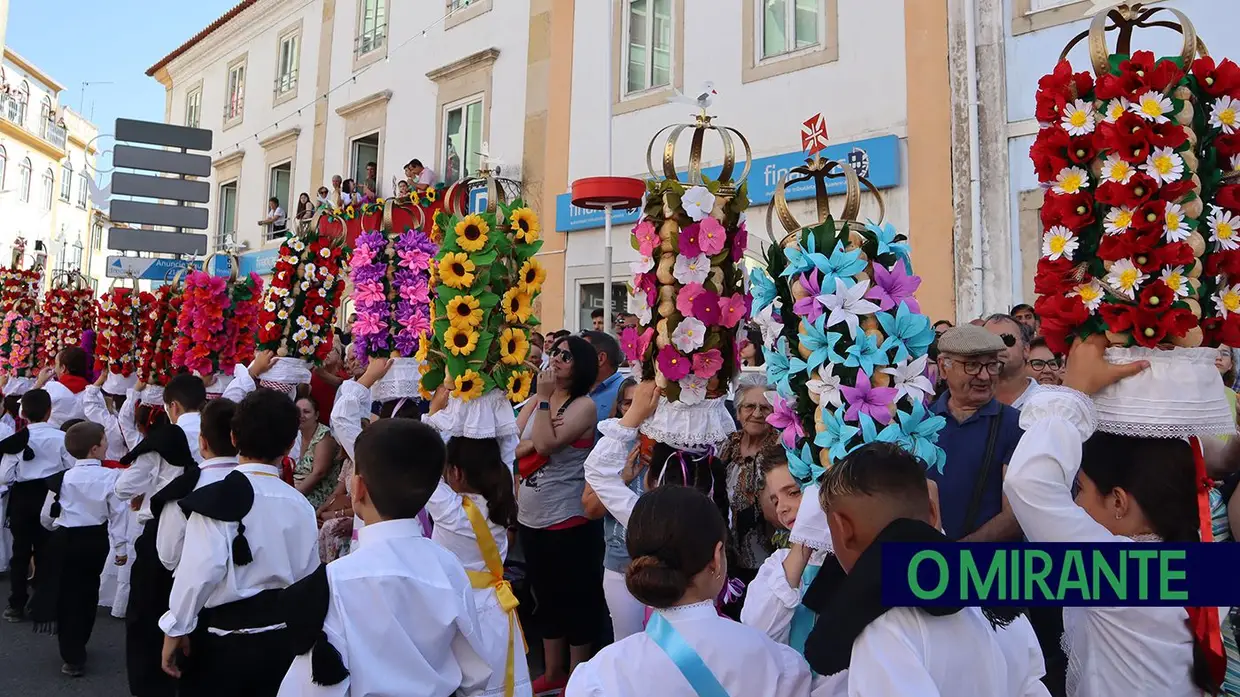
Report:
461,496,527,697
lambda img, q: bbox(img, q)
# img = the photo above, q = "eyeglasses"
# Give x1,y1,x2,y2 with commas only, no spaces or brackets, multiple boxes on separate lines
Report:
738,403,773,416
1000,333,1017,347
1029,359,1061,371
945,358,1005,376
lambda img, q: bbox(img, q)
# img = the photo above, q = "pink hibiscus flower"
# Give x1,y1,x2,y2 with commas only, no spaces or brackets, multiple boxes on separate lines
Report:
698,217,727,256
692,348,723,378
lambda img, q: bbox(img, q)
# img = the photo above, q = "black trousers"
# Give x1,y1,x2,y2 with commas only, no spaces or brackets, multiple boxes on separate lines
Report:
519,520,605,646
6,480,50,611
125,521,176,697
56,525,109,665
178,590,294,697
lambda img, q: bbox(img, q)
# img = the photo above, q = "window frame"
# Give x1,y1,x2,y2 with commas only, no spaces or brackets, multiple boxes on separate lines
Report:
266,161,292,242
185,84,203,129
223,55,248,129
77,171,88,208
741,0,838,84
1012,0,1167,35
41,167,54,211
15,81,28,126
757,0,824,61
440,95,484,187
60,160,72,202
621,0,673,97
0,145,7,191
216,180,240,251
90,221,103,250
611,0,684,116
354,0,387,70
274,22,303,106
17,157,31,203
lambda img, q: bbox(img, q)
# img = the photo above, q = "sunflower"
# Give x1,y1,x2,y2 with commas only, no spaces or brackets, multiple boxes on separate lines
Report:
444,326,480,356
446,295,483,329
439,252,476,289
502,287,533,323
507,370,532,403
510,208,541,244
453,369,485,402
428,259,439,286
518,258,547,295
424,188,437,203
499,328,530,366
455,214,491,253
414,332,430,362
431,222,443,244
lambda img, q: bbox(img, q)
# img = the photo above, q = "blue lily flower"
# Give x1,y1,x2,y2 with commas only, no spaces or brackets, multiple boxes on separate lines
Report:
786,443,825,487
843,332,886,376
781,234,828,278
856,412,905,448
895,400,948,473
814,407,860,463
750,268,778,314
798,315,843,372
878,303,936,364
765,337,806,397
866,221,911,267
815,242,867,290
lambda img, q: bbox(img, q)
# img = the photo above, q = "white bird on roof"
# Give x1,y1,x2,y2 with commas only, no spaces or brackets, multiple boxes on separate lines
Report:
670,81,717,111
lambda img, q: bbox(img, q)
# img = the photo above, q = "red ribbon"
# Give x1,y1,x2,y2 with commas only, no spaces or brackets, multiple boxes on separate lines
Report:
1187,436,1226,688
59,375,88,394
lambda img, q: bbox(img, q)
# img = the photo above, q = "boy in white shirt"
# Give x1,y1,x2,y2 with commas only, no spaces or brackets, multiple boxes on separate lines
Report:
38,347,91,428
1,388,75,623
31,421,128,677
277,419,493,697
159,389,318,697
802,442,1048,697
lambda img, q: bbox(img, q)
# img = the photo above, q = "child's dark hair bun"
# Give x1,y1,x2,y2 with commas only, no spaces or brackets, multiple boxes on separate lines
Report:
626,554,690,609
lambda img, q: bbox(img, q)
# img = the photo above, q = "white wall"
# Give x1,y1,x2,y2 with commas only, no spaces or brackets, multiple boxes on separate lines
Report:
561,0,910,330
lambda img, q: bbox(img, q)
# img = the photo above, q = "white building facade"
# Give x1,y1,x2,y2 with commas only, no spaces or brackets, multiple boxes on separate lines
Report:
149,0,531,280
0,47,100,289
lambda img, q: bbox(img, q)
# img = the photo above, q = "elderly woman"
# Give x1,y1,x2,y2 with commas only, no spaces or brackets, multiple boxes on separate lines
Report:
719,375,783,587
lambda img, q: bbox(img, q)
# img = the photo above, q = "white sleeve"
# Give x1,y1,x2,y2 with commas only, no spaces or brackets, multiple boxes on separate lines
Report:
810,671,850,697
84,386,127,461
1,454,17,486
425,478,468,530
740,548,800,645
1006,618,1052,697
106,476,129,553
157,512,230,636
583,419,640,528
155,500,189,571
330,381,369,462
1003,388,1121,544
564,663,606,697
848,617,941,697
773,642,817,697
46,382,70,428
59,442,76,472
452,584,496,696
115,451,159,502
118,388,141,451
221,364,257,403
39,490,55,531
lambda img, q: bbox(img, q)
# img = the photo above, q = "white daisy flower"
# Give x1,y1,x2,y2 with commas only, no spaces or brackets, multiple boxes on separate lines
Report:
1141,147,1185,186
1159,266,1190,298
1060,99,1096,136
1042,226,1079,261
1069,279,1106,313
1052,166,1090,195
1131,90,1173,124
264,301,277,312
1163,202,1191,243
1102,97,1131,124
671,317,707,353
1210,96,1240,134
1209,205,1240,251
1100,153,1136,185
1216,282,1240,318
1104,259,1148,300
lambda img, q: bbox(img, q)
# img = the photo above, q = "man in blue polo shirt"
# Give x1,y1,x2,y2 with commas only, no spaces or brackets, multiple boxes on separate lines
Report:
925,325,1024,543
581,331,626,423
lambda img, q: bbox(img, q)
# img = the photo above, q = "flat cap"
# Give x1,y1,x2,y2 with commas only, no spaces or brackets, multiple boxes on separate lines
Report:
936,325,1006,357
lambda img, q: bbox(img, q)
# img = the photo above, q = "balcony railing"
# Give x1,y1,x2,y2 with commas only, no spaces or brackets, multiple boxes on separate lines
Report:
274,69,299,96
41,118,67,149
0,94,25,127
224,96,245,122
0,95,70,151
354,24,386,57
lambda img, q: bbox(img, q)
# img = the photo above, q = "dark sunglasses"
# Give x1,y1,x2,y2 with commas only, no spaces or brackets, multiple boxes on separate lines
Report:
1000,333,1017,347
548,347,573,362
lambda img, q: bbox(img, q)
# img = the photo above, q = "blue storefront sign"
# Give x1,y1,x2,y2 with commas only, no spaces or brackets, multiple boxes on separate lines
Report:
553,134,901,233
211,247,283,278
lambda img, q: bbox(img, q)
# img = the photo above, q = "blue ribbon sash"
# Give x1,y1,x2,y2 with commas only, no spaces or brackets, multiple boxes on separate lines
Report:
789,563,821,655
645,612,731,697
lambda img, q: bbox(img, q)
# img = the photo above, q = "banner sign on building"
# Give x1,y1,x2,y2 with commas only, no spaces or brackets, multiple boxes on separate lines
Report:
105,256,201,281
553,134,901,233
212,247,282,278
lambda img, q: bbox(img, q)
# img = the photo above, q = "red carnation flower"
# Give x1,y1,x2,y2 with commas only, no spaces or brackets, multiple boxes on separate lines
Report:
1137,280,1174,312
1041,190,1096,231
1217,185,1240,213
1036,61,1095,123
1155,242,1195,270
1193,57,1240,99
1216,133,1240,161
1209,250,1240,280
1099,302,1135,334
1096,173,1158,209
1036,294,1089,355
1033,257,1077,296
1097,231,1138,262
1030,128,1072,182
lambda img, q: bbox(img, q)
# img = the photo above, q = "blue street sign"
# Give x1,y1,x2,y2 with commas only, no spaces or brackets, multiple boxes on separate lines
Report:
553,134,902,232
211,247,282,278
105,256,201,281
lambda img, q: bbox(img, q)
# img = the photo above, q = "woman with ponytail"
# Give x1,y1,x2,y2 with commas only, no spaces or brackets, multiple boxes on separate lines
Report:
419,435,530,697
567,486,814,697
1005,336,1220,697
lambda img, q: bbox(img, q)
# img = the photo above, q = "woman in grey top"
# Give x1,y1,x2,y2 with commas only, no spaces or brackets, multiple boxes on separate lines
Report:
514,335,603,694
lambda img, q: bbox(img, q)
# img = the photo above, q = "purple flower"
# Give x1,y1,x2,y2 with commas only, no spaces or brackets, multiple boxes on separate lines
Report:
404,311,430,337
793,271,825,323
400,278,430,305
679,223,703,258
393,330,420,356
839,372,899,425
865,260,922,313
766,394,805,449
351,263,386,284
692,289,722,325
732,219,749,262
355,281,386,305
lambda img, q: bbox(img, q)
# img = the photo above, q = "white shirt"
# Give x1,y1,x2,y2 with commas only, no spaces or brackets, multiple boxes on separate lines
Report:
1010,377,1043,411
331,380,368,541
38,459,128,554
277,518,495,697
176,411,203,464
83,385,140,460
44,379,86,428
568,600,815,697
740,546,831,646
0,422,74,484
583,419,640,527
268,206,287,229
156,456,239,571
159,463,319,637
1004,388,1201,697
113,422,200,524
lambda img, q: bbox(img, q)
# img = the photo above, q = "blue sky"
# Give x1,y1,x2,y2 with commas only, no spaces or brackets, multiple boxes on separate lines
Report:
6,0,238,181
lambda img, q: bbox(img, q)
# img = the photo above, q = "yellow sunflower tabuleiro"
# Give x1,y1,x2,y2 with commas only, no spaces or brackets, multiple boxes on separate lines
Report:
510,207,541,244
455,214,491,253
502,288,533,324
507,370,532,403
518,258,546,295
439,252,477,289
444,326,480,356
452,369,485,402
499,328,530,366
446,295,483,329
